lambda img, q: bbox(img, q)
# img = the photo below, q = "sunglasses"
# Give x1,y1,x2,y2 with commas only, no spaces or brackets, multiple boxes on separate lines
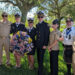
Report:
38,16,43,18
29,22,33,23
2,15,8,17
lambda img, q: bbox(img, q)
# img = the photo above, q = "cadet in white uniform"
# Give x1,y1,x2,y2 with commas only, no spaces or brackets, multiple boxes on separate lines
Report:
72,35,75,75
62,18,74,75
71,18,75,75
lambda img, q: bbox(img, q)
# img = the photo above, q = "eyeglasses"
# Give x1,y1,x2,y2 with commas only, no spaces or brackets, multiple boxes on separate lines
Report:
2,15,8,17
38,16,43,18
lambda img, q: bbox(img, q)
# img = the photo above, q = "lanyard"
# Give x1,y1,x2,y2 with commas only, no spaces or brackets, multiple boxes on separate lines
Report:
66,28,71,35
66,28,72,39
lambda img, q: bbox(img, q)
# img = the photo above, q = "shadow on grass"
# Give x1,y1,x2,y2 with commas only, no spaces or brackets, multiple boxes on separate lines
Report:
0,64,38,75
1,42,73,75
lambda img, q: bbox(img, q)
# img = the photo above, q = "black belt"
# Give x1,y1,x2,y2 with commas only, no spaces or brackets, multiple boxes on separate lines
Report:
63,44,72,47
0,36,9,39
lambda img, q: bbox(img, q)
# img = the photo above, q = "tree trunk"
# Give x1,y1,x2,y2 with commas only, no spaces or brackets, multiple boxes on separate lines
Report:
21,12,27,23
57,13,61,29
20,8,29,23
57,15,64,29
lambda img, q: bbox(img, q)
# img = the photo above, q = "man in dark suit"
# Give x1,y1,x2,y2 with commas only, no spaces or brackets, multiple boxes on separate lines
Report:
36,11,50,75
10,13,27,34
27,18,36,70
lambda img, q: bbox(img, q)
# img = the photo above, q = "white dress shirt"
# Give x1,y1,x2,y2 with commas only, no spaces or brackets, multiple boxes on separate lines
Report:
62,27,75,45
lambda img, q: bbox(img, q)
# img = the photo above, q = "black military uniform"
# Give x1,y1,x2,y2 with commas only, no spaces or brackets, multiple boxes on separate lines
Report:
27,18,36,55
10,13,27,34
36,11,50,75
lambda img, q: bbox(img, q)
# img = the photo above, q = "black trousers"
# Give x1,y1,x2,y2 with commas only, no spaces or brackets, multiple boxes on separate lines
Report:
50,50,59,75
37,48,45,75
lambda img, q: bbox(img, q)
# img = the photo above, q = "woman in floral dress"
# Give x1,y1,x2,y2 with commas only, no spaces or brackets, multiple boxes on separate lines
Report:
10,31,33,68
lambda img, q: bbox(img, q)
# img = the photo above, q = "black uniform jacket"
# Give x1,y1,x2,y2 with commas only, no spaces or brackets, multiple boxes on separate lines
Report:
27,27,36,45
36,21,50,48
10,22,27,34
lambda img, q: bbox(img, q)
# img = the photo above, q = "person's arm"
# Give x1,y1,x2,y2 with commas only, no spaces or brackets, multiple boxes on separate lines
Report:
10,23,16,35
10,24,13,34
48,37,58,52
43,23,50,49
48,32,54,51
48,40,58,51
58,37,64,41
48,32,59,52
57,31,64,41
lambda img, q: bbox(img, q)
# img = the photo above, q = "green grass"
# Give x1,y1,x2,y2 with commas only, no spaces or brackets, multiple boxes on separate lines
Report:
0,43,73,75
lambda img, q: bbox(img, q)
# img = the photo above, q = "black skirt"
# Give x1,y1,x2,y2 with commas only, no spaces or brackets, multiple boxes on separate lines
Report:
63,45,73,64
27,47,35,55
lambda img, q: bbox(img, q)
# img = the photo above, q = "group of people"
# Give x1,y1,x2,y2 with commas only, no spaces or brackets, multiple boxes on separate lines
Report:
0,10,75,75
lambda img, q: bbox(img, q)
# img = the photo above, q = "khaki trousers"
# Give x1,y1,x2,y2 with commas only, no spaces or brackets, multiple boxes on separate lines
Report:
0,37,10,64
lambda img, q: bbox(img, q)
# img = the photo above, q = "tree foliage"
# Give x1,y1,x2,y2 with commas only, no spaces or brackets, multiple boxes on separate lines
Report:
0,0,45,23
40,0,75,29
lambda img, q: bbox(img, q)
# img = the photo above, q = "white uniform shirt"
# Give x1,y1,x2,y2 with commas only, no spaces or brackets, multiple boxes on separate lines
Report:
16,22,20,27
29,27,33,33
62,27,75,45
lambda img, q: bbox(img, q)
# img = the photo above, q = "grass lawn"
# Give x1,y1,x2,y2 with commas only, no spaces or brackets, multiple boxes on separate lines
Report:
0,42,73,75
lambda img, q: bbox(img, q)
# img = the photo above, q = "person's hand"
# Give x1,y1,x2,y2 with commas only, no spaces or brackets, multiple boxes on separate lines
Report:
42,46,47,49
10,40,14,44
48,46,52,52
59,37,64,41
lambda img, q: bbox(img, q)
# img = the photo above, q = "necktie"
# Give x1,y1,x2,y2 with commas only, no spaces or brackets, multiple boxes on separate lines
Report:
16,24,19,27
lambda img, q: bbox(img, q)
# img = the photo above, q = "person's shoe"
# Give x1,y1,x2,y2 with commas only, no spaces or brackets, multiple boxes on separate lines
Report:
14,66,21,69
66,72,71,75
0,64,2,66
6,63,12,67
29,65,34,70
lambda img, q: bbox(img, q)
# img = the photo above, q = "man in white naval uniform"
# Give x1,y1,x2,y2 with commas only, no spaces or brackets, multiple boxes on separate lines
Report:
62,18,75,75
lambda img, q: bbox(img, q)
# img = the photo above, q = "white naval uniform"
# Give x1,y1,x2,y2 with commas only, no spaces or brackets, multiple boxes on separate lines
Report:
72,27,75,75
62,27,75,45
62,27,75,64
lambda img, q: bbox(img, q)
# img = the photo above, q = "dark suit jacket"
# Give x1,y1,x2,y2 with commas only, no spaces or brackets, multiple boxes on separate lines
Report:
36,21,50,48
10,23,27,34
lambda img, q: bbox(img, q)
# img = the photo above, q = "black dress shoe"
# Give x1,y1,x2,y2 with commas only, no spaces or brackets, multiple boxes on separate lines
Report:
66,72,71,75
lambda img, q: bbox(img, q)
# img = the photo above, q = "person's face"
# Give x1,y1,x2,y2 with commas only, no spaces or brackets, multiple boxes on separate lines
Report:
2,14,8,20
28,22,33,28
22,32,27,36
15,17,21,22
52,24,58,30
38,16,44,22
66,21,72,28
71,21,74,26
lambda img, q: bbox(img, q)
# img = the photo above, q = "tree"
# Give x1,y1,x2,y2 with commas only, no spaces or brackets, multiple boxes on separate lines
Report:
40,0,75,29
65,1,75,20
0,0,44,23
